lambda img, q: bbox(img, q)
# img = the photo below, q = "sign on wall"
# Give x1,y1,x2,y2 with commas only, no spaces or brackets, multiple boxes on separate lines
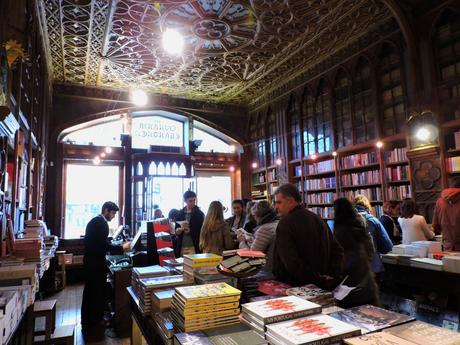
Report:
132,116,184,148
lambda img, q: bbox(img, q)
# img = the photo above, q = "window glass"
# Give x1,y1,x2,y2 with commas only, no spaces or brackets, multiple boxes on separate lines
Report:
193,128,234,153
64,164,119,239
62,121,123,147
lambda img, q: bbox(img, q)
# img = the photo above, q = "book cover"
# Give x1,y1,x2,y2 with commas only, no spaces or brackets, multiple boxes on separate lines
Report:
286,284,334,306
383,320,460,345
173,293,240,308
134,265,170,277
242,296,321,324
174,331,213,345
175,283,241,302
249,294,284,302
206,323,268,345
172,299,240,316
140,275,187,289
237,250,266,258
345,332,417,345
152,289,175,310
257,280,291,296
183,254,223,264
330,305,415,334
266,313,361,345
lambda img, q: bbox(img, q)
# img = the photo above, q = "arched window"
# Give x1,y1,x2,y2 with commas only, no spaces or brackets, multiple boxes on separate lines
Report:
61,118,124,147
315,79,332,153
334,69,352,148
193,127,235,153
302,88,316,156
353,57,375,143
434,10,460,120
378,43,406,136
288,96,301,160
267,109,277,165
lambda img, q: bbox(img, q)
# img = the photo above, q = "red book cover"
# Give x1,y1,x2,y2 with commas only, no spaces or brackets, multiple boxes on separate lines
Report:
258,280,291,296
237,250,266,258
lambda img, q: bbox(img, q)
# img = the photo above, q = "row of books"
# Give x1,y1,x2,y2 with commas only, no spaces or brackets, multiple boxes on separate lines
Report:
306,192,336,205
341,170,380,186
387,165,409,181
253,173,266,184
306,160,335,174
267,168,277,182
388,185,411,199
341,152,377,169
344,187,382,202
446,157,460,173
385,147,407,163
308,207,334,219
304,177,336,190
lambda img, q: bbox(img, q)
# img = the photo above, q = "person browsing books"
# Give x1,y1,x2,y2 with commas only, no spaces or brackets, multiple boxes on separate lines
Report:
398,199,435,244
173,191,205,257
238,200,278,272
272,183,343,288
433,178,460,250
225,199,246,248
199,201,233,255
81,201,130,340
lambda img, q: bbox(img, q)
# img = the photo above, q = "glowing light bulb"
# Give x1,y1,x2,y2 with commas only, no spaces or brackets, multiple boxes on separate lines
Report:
332,151,338,157
105,146,112,154
101,152,106,158
376,141,383,148
130,89,148,106
275,158,282,166
416,127,430,141
229,166,235,172
162,28,184,55
93,156,101,165
311,154,317,160
251,162,258,169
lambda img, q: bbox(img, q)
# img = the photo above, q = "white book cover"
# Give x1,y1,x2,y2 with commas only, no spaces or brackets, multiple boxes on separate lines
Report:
266,314,360,345
242,296,321,323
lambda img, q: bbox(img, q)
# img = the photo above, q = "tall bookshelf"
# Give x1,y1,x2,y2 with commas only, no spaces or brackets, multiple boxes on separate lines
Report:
250,166,279,202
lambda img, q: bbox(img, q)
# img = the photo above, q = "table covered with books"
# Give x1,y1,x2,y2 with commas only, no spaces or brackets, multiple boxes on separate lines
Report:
127,251,460,345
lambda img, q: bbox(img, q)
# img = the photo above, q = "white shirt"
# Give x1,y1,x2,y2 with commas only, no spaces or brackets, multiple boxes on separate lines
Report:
398,215,435,244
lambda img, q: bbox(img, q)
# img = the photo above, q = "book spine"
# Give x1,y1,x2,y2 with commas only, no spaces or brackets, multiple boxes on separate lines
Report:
184,261,222,268
264,306,322,324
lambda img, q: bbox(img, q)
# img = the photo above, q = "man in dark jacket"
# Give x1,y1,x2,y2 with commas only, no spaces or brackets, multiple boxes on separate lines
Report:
433,179,460,250
173,191,205,257
81,201,129,340
272,184,343,288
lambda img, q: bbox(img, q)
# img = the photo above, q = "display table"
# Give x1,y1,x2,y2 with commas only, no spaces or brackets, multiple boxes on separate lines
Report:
382,262,460,309
127,287,166,345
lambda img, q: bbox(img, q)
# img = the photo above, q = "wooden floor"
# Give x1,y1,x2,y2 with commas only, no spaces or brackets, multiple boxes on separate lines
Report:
37,284,130,345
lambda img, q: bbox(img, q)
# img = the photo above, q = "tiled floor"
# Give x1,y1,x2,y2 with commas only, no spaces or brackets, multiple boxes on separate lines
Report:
37,284,130,345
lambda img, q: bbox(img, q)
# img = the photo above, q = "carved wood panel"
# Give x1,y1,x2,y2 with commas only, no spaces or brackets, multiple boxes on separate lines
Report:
37,0,393,103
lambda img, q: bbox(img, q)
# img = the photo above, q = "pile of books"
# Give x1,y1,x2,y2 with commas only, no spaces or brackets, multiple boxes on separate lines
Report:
153,311,174,345
382,320,460,345
193,267,235,286
183,254,222,280
257,279,291,296
442,255,460,273
136,275,191,315
266,313,361,345
286,284,335,307
43,236,58,254
151,289,175,315
241,295,321,336
23,219,47,238
13,238,49,277
131,265,171,295
329,304,414,334
410,258,443,271
219,250,266,275
174,323,267,345
171,282,241,332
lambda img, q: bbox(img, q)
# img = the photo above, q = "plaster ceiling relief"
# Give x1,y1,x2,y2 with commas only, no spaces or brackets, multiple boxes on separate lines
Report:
39,0,395,103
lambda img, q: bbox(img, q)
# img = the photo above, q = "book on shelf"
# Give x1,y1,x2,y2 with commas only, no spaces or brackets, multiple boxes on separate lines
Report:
306,192,336,204
342,152,377,169
295,165,302,177
241,296,321,325
383,320,460,345
342,170,380,186
386,147,408,163
265,313,361,345
344,188,382,201
388,185,411,199
387,165,409,181
446,157,460,173
306,160,335,175
304,177,336,190
308,207,334,219
454,130,460,149
329,304,414,334
345,332,417,345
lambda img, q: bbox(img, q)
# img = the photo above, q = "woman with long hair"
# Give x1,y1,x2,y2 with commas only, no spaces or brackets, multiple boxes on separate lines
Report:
333,198,379,308
398,199,434,244
199,201,233,255
380,200,402,244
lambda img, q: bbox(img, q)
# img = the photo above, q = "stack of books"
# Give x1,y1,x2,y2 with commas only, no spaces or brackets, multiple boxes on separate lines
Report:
131,265,171,295
383,320,460,345
151,289,175,315
442,255,460,273
171,282,241,332
174,323,267,345
153,311,174,345
257,280,291,296
345,332,418,345
43,235,58,254
23,219,47,238
330,304,414,334
266,313,361,345
183,254,222,280
219,251,266,275
12,239,48,278
136,275,191,315
241,296,321,336
286,284,335,307
193,267,235,285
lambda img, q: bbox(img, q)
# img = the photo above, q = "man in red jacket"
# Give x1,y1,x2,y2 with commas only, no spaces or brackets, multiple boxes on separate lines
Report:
433,179,460,251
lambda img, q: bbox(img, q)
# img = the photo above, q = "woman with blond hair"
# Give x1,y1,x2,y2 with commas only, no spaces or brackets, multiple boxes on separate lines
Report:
199,201,233,255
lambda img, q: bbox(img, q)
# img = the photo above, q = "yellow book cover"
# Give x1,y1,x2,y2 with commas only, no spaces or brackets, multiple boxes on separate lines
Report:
175,283,241,302
183,254,223,265
178,301,240,316
173,304,240,320
173,293,241,308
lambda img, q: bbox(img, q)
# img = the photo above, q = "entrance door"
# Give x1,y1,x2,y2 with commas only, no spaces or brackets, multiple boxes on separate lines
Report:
195,171,232,218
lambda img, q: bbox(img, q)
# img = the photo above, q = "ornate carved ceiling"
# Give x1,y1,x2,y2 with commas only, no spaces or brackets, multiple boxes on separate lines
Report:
37,0,394,104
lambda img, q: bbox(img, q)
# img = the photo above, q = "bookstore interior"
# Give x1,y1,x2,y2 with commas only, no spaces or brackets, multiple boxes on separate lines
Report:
2,0,460,345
